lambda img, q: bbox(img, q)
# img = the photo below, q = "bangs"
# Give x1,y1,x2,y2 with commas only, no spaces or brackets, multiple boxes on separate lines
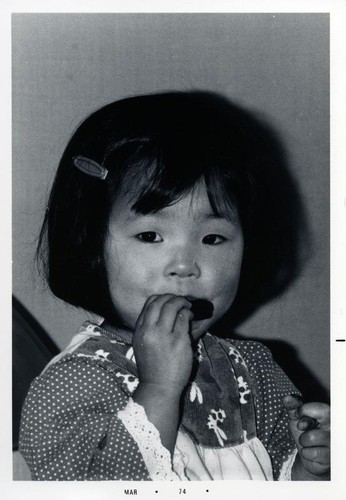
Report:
105,137,241,222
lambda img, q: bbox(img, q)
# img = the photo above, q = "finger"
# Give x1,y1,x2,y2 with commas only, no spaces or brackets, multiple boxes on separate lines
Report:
136,295,159,327
157,296,192,332
140,294,177,326
300,446,330,466
297,415,319,431
299,429,330,448
173,307,194,334
283,394,303,419
297,402,330,429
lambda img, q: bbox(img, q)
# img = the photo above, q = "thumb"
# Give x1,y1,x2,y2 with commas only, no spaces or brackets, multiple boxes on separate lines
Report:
284,394,319,433
283,394,305,450
283,394,303,420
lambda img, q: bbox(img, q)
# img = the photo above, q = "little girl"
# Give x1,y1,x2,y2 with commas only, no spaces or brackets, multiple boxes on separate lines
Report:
19,91,330,481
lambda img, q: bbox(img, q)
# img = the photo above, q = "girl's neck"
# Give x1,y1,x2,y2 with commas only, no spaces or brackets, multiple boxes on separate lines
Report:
101,319,134,344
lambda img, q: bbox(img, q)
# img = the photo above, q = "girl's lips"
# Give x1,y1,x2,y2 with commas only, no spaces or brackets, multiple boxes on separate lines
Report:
185,297,214,320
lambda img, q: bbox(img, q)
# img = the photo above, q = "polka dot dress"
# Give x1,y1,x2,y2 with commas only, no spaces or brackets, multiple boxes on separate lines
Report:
19,322,299,481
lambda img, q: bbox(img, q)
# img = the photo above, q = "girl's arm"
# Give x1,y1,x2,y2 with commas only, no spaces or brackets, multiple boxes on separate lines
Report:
238,341,330,481
132,383,182,456
132,294,194,456
19,359,153,480
233,340,301,480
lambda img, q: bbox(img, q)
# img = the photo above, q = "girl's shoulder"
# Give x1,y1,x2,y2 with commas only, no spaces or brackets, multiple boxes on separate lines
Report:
64,322,136,369
212,335,291,382
24,322,139,407
204,333,281,383
215,335,300,398
214,335,274,363
47,321,135,368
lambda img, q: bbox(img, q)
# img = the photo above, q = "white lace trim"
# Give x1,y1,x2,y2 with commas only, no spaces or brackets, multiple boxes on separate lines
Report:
118,398,179,481
278,447,298,480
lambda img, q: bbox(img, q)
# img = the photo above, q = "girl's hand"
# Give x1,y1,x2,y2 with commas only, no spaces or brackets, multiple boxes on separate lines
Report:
283,394,330,480
133,294,194,396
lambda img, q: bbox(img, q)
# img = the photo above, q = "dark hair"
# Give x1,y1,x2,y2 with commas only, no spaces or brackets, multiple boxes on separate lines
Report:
37,91,308,327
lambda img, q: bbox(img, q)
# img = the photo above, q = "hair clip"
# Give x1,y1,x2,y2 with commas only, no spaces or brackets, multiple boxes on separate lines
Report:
73,155,108,180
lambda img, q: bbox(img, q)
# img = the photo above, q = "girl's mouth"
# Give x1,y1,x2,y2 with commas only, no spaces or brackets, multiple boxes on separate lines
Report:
185,297,214,320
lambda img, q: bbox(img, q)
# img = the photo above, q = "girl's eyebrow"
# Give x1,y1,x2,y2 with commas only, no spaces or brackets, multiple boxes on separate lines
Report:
128,210,231,222
202,213,229,221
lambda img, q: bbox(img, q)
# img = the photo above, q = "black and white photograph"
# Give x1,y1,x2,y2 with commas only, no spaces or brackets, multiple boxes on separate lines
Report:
3,1,346,498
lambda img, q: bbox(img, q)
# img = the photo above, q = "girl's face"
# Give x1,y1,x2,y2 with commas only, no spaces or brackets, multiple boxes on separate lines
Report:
104,181,244,341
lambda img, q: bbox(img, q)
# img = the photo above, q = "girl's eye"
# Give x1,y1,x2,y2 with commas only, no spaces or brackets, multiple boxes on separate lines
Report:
202,234,226,245
136,232,163,243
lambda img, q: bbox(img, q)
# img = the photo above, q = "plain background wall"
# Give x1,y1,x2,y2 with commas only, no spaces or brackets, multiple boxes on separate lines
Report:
12,13,330,398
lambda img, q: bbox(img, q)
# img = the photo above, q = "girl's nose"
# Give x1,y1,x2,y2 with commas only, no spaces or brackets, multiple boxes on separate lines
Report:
163,248,201,279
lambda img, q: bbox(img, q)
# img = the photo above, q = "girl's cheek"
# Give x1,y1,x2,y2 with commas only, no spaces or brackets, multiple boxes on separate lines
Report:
110,251,159,298
211,251,242,281
214,259,242,302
